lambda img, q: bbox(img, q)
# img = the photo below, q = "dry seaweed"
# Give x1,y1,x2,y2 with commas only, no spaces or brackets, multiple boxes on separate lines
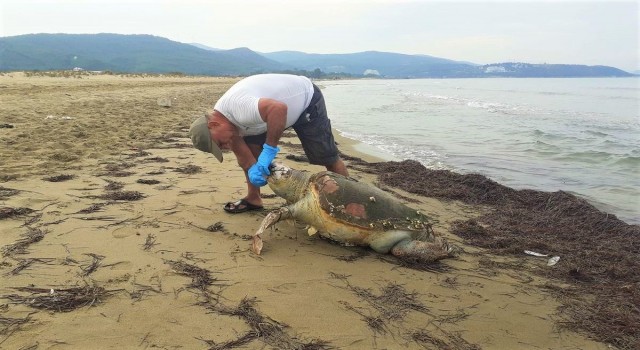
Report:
0,186,20,200
206,297,332,350
0,313,34,336
174,165,202,174
99,191,144,201
7,258,56,275
0,207,35,220
285,154,309,163
410,330,449,349
335,249,369,262
144,157,169,163
128,150,151,158
339,301,388,335
206,222,225,232
80,253,104,277
365,159,640,349
136,179,160,185
75,203,106,214
410,330,481,350
334,275,429,323
104,180,124,191
104,162,136,172
2,285,113,312
2,227,47,257
198,332,257,350
142,234,157,251
42,174,75,182
165,260,217,291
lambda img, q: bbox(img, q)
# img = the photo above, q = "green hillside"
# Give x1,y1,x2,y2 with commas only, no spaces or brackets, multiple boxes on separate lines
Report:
0,33,286,75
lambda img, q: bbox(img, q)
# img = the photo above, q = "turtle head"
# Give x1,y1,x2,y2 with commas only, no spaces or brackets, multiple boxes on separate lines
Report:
268,161,293,182
267,161,309,202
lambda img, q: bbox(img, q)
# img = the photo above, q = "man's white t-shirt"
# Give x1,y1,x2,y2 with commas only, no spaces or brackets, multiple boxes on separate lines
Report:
213,74,315,136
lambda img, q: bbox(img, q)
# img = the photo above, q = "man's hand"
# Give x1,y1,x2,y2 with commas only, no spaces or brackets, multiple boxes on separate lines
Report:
255,144,280,176
248,164,268,187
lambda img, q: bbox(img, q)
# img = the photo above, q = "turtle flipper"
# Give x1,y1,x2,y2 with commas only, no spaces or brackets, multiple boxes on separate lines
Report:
390,237,457,263
252,207,293,255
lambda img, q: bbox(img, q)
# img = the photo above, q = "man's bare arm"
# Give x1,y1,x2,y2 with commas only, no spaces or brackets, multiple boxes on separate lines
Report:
230,136,257,171
258,98,287,147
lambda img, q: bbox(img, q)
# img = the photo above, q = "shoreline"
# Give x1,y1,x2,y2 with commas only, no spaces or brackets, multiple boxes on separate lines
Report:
1,74,635,349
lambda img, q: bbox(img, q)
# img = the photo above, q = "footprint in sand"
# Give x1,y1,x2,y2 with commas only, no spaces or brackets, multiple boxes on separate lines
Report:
111,227,139,238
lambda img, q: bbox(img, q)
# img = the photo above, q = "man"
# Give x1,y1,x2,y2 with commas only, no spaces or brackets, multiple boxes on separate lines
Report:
189,74,349,213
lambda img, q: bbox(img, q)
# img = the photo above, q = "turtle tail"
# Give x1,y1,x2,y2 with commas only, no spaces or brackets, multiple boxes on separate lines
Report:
390,238,457,263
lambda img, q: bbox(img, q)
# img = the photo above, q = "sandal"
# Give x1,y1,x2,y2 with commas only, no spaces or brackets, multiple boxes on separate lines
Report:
223,199,264,214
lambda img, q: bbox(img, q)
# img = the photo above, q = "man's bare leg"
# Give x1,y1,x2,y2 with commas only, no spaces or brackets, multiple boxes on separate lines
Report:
326,157,349,177
227,143,263,211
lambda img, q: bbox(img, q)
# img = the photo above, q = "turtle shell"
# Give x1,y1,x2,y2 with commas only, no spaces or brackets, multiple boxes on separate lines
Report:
309,171,430,232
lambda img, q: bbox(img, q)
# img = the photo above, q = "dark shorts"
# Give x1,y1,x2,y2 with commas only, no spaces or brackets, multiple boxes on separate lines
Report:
243,84,339,166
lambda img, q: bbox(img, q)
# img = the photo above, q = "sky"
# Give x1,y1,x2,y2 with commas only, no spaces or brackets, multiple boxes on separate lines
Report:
1,0,638,72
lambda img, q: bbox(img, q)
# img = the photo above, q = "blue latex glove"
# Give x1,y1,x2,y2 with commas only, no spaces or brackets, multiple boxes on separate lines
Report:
248,164,268,187
255,144,280,176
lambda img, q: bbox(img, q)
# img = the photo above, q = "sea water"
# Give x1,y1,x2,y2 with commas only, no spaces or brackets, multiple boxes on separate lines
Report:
321,78,640,225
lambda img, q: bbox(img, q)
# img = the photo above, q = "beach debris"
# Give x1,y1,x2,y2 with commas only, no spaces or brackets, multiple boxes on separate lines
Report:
7,258,56,275
1,227,46,256
144,156,169,163
98,190,144,201
165,259,218,291
0,123,14,128
331,274,432,338
547,256,561,266
0,186,20,199
80,253,105,276
0,207,35,220
75,203,106,214
0,313,34,336
136,179,160,185
203,296,331,350
335,249,369,262
525,250,560,266
174,165,202,174
142,234,157,250
206,222,225,232
524,250,548,257
127,149,151,158
157,97,172,107
104,180,124,191
42,174,76,182
1,285,113,312
285,154,309,163
252,162,457,264
44,115,73,120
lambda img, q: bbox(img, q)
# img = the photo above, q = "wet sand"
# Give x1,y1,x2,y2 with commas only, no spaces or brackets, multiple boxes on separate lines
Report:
0,72,611,349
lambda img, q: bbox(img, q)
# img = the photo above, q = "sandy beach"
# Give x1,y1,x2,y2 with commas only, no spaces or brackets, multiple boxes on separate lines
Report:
0,72,634,349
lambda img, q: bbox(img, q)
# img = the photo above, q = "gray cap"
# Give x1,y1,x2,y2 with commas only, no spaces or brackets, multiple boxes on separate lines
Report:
189,115,223,162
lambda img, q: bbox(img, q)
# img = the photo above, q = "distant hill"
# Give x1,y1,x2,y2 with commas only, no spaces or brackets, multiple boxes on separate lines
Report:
0,33,633,78
188,43,222,51
261,50,474,77
260,50,632,78
0,33,286,75
476,62,633,78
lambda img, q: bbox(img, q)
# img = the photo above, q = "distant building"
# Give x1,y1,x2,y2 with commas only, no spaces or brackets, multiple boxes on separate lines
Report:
484,66,507,73
363,69,380,76
72,67,84,72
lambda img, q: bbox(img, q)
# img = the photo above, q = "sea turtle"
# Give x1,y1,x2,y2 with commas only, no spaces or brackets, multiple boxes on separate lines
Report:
251,162,457,263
